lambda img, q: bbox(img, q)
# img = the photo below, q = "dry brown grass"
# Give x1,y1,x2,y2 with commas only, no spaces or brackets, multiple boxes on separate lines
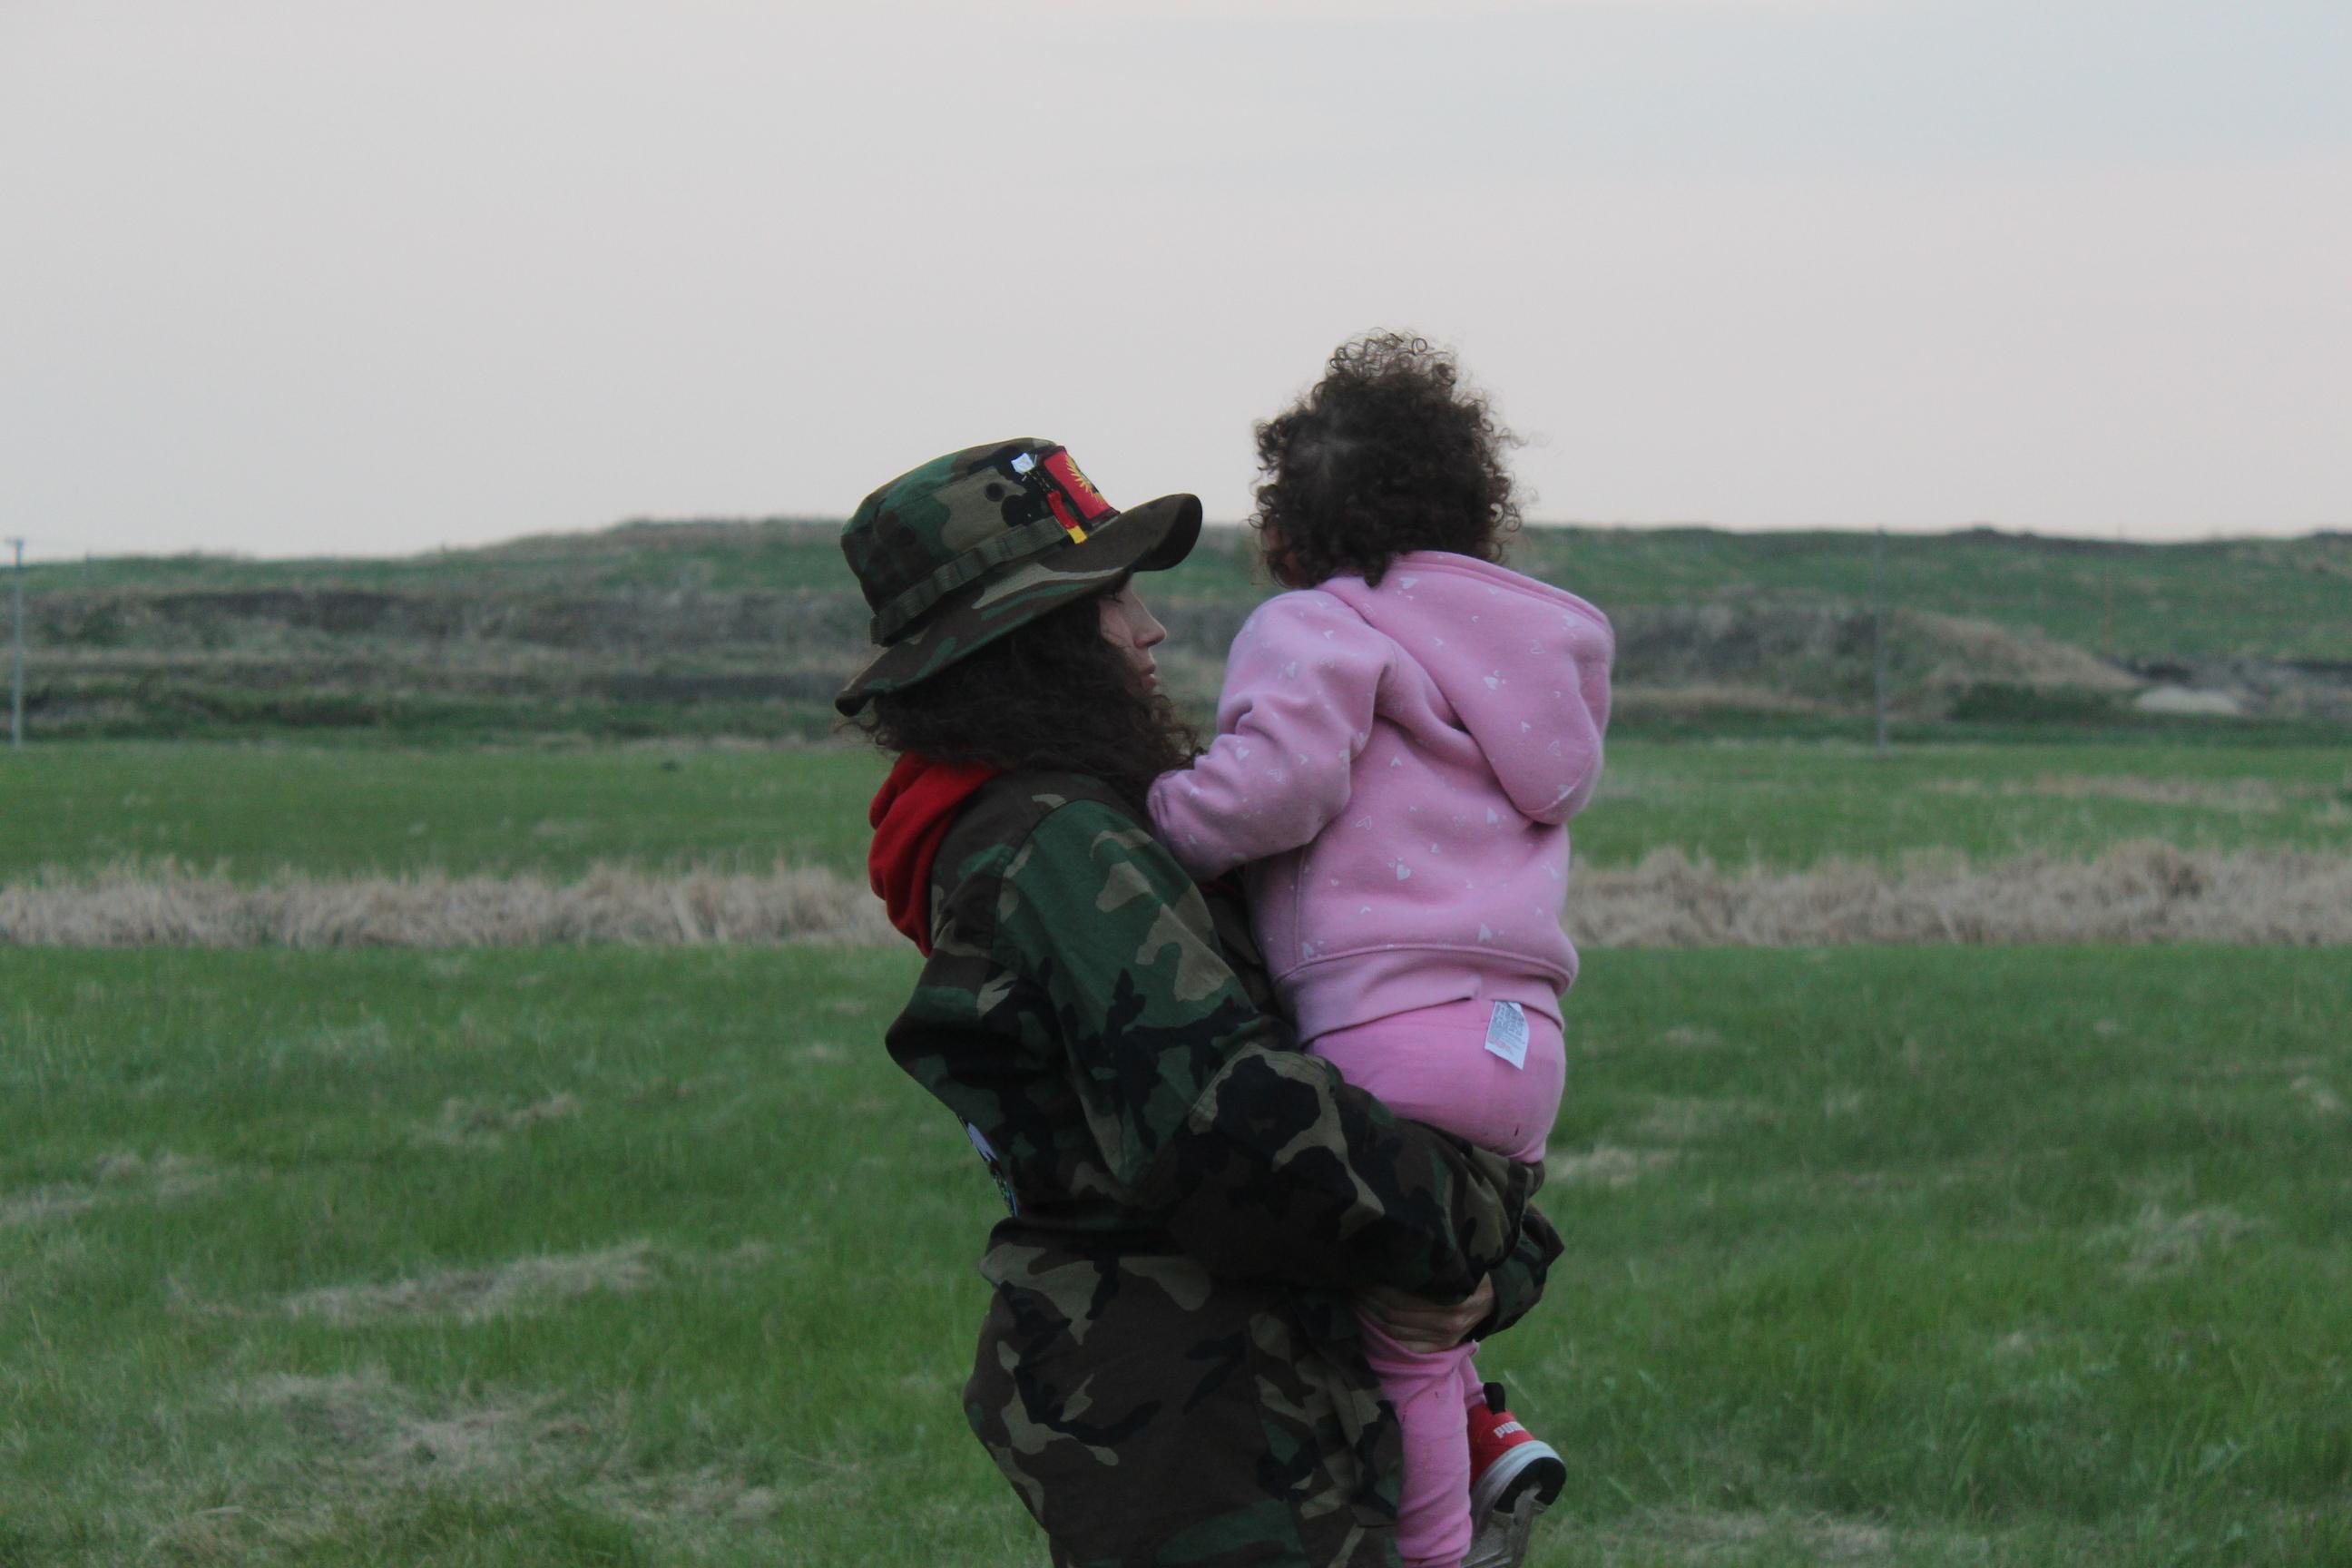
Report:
1559,1505,1930,1564
1569,841,2352,947
6,842,2348,948
1546,1145,1681,1188
220,1367,795,1540
280,1243,662,1324
0,859,894,947
2,1150,220,1230
237,1369,554,1482
2291,1075,2347,1116
0,1184,97,1229
1908,609,2141,693
2099,1203,2269,1283
418,1092,584,1150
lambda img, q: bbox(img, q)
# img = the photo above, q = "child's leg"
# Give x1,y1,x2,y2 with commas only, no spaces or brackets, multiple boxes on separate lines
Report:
1356,1308,1477,1568
1311,1002,1569,1568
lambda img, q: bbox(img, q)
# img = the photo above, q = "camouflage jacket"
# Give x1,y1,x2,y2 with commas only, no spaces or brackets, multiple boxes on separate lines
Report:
884,772,1563,1567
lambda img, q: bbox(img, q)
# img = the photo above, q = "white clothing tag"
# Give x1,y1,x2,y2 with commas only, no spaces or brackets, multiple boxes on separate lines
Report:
1485,1001,1529,1069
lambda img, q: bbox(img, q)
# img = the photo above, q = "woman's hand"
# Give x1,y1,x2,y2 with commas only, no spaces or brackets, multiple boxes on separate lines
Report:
1355,1274,1494,1353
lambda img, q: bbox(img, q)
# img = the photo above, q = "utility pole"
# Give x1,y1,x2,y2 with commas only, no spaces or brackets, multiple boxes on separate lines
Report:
2103,524,2121,659
7,537,24,750
1871,527,1889,757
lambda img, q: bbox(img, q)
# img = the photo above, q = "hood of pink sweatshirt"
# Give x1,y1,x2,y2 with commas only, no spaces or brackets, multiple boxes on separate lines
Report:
1147,550,1613,1042
1316,555,1612,827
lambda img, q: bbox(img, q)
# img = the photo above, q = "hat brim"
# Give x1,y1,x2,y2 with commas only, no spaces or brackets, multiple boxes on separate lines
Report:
834,492,1203,716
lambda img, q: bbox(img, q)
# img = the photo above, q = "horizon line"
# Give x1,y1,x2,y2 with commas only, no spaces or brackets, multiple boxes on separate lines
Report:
14,515,2349,570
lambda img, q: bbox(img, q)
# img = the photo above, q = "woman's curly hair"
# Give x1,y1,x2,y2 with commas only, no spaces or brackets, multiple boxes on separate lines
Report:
855,584,1198,809
1253,333,1521,588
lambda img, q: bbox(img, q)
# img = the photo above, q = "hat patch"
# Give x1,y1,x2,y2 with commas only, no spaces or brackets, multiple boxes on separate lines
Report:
1039,449,1114,544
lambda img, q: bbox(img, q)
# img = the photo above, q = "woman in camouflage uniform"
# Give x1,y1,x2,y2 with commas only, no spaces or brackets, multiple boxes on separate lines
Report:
836,440,1562,1568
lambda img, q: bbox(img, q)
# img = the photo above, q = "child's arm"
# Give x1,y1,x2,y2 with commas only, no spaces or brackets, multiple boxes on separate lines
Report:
1553,592,1614,823
1148,592,1389,881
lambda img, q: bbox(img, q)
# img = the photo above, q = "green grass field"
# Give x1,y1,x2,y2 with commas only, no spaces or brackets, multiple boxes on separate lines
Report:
5,740,2347,885
5,945,2347,1566
0,745,888,882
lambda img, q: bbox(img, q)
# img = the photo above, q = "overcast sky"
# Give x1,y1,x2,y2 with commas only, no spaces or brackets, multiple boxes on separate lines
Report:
3,0,2347,561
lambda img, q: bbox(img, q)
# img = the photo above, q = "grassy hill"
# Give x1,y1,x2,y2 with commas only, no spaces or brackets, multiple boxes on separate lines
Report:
11,521,2349,745
34,521,2351,658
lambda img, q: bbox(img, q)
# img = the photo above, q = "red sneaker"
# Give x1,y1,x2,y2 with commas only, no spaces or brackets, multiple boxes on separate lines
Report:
1467,1380,1565,1525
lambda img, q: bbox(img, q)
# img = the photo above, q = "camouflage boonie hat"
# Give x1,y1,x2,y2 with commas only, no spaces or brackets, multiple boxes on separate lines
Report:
834,438,1201,715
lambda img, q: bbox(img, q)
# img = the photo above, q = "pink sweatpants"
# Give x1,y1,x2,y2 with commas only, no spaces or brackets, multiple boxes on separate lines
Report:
1310,998,1566,1568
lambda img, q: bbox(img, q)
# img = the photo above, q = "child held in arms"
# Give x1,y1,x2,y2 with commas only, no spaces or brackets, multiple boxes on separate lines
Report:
1147,334,1612,1568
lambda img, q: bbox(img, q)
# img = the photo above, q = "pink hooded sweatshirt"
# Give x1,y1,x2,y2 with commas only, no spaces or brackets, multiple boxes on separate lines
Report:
1148,551,1613,1043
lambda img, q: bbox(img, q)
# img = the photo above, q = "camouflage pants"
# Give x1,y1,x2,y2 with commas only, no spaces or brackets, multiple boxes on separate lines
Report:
965,1240,1405,1568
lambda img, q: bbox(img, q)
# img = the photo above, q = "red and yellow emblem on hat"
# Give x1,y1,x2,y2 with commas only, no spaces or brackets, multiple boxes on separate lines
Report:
1015,446,1114,545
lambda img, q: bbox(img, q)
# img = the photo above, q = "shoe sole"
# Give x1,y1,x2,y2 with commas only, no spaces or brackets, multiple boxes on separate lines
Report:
1461,1488,1543,1568
1469,1436,1566,1521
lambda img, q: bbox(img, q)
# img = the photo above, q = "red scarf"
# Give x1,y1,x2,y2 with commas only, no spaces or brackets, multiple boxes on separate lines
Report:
867,753,1000,954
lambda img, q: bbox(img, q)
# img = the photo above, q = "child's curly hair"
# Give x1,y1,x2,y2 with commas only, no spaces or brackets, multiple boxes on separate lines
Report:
1252,333,1521,588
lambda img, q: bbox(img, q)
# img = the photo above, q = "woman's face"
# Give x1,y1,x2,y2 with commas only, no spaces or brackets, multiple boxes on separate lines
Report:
1098,583,1168,696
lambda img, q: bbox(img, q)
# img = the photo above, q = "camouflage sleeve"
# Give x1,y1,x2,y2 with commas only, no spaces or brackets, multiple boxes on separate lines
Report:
1474,1198,1563,1340
995,799,1534,1301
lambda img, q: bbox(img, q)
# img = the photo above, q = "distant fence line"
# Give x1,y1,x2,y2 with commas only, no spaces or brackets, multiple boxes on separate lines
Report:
5,843,2347,949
